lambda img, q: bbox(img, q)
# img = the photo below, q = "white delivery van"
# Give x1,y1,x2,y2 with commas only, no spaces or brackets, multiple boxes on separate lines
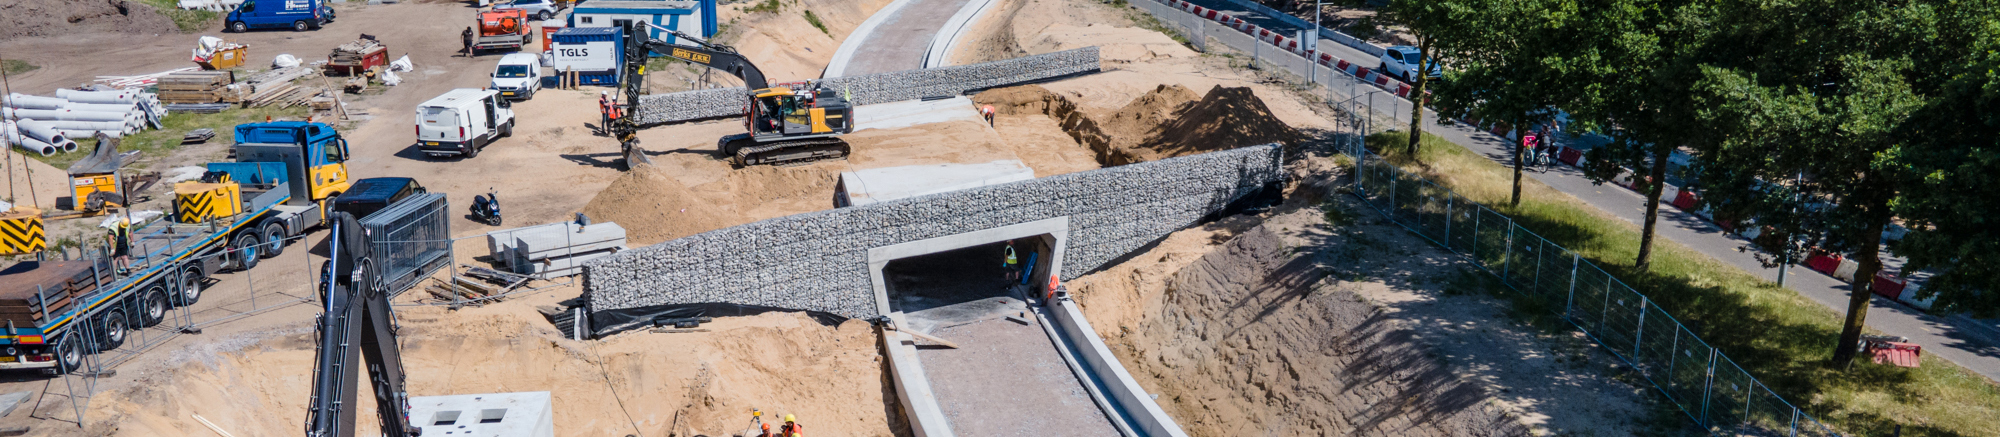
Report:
490,53,542,100
415,88,515,159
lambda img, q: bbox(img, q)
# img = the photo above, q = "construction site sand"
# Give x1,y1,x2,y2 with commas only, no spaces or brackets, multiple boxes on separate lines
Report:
0,0,178,40
975,83,1304,165
710,0,895,84
1069,185,1652,435
1,150,68,213
79,287,903,437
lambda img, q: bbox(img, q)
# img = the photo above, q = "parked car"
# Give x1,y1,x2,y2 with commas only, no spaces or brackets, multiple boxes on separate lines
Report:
332,178,427,220
498,0,563,21
225,0,332,32
489,53,543,100
1379,45,1442,83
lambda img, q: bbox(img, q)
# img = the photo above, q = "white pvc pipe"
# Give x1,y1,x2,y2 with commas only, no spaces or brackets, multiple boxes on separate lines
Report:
3,93,68,110
60,139,78,153
57,129,124,139
41,120,130,131
65,102,139,113
11,120,69,145
17,137,57,157
3,108,135,123
55,89,139,104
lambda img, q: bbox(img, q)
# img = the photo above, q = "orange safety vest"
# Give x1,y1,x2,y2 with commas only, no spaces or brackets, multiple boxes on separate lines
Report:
781,423,803,437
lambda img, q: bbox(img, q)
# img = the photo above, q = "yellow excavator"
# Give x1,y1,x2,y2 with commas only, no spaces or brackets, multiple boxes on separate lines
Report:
608,22,854,169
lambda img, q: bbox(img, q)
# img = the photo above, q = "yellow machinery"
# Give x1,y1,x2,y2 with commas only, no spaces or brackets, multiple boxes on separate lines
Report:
0,207,46,256
173,179,245,224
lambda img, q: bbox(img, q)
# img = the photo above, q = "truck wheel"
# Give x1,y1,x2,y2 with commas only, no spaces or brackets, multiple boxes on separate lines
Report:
140,286,169,327
500,121,514,138
179,266,205,306
537,11,551,20
293,20,311,32
98,310,128,351
260,222,288,258
229,21,248,33
56,336,84,373
465,141,481,159
231,232,263,270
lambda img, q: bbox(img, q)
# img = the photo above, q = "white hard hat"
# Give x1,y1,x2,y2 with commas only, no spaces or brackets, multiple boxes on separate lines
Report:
600,91,608,95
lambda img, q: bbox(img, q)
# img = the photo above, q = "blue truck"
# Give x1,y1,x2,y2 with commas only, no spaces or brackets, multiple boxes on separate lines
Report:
225,0,336,33
0,122,354,372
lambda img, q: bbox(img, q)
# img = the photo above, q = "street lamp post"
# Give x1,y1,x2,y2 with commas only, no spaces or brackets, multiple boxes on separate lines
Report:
1310,0,1321,86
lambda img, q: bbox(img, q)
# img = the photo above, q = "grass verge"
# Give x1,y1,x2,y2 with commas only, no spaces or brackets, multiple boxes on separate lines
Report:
803,10,829,35
138,0,221,32
1362,131,2000,437
36,107,308,170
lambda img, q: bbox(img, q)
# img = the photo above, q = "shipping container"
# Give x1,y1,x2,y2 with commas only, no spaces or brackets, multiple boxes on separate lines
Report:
548,27,623,86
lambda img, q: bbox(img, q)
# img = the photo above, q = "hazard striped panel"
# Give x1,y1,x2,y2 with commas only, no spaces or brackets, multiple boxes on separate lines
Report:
0,209,46,256
173,182,243,224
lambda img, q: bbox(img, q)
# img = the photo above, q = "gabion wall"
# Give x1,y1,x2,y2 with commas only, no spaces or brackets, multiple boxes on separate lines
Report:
583,144,1285,318
633,47,1101,125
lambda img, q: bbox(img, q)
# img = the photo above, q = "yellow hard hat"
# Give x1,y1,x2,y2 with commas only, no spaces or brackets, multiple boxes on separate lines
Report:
784,414,796,423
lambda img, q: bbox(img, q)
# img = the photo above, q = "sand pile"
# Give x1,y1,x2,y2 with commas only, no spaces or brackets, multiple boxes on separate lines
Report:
1070,210,1531,436
1137,85,1308,160
581,163,839,246
975,84,1302,166
0,0,178,40
81,303,903,437
717,0,894,82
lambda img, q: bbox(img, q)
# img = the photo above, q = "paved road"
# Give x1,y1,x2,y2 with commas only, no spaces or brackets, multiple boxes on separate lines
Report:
1140,0,2000,382
839,0,976,76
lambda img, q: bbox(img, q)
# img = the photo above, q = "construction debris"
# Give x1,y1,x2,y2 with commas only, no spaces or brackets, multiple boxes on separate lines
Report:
182,128,216,144
326,37,389,76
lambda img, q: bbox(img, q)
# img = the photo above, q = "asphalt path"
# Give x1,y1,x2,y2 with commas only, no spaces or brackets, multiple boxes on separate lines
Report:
839,0,976,76
1145,0,2000,382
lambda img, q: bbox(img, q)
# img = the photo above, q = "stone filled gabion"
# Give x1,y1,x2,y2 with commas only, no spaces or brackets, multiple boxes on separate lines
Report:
583,144,1286,319
633,47,1102,125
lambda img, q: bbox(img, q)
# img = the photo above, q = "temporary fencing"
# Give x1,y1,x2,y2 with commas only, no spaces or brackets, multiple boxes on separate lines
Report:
1343,145,1843,436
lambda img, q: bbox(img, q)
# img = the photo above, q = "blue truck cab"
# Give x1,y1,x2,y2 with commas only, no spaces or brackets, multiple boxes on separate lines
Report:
226,0,334,33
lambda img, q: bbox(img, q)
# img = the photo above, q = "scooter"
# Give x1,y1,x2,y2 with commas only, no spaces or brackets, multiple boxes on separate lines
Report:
471,189,502,226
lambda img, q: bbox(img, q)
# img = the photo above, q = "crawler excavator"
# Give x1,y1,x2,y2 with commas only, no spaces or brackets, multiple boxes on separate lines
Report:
608,22,854,169
305,211,421,437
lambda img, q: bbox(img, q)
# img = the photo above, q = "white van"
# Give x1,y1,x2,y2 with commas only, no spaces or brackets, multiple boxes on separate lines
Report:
490,53,542,100
415,88,515,159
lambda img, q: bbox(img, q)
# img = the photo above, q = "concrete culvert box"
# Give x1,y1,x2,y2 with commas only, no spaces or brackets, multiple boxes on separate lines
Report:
408,391,554,437
834,160,1035,207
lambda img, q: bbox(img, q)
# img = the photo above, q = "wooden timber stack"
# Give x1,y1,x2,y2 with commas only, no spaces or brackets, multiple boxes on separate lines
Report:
156,71,235,104
326,38,388,76
0,260,110,327
485,222,627,278
224,66,314,106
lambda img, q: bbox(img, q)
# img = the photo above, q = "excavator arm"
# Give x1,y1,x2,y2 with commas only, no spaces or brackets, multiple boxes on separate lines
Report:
305,212,420,437
609,22,773,169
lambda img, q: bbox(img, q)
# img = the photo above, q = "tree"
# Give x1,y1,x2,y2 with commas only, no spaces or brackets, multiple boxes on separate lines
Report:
1570,0,1709,272
1887,5,2000,318
1379,0,1472,159
1686,0,1966,366
1423,0,1585,207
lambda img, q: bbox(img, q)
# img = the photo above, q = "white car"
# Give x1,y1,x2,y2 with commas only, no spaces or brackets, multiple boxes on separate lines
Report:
1379,45,1442,83
489,53,542,100
497,0,561,21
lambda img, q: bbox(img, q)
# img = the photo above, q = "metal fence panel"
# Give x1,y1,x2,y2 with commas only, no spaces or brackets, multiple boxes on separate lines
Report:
360,192,453,297
1330,145,1835,436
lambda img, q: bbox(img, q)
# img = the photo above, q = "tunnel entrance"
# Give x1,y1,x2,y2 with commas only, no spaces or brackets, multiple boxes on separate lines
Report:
881,239,1042,332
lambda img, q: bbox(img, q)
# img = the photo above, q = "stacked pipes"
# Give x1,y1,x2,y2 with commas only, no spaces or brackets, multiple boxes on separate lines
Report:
2,90,167,156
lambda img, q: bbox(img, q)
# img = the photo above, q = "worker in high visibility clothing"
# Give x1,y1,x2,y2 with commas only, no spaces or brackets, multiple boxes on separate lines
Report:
780,414,804,437
109,218,132,274
1002,239,1020,284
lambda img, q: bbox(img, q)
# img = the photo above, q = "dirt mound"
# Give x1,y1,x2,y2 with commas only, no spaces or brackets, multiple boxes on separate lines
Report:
581,163,839,246
0,0,178,40
1138,85,1307,160
975,84,1302,166
83,301,903,437
581,165,735,245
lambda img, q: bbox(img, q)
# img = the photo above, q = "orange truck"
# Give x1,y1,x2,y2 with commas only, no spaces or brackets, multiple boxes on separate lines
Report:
472,9,533,54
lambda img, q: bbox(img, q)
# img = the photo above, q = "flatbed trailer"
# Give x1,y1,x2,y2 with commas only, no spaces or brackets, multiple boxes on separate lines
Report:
0,121,353,372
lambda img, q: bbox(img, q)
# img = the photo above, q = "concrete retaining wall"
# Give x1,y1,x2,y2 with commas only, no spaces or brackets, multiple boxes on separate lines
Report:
583,143,1285,318
634,47,1100,125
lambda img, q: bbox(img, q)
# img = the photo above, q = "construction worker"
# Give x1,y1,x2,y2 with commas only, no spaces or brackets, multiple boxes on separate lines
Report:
759,423,774,437
598,91,611,133
780,414,803,437
109,218,131,274
461,27,475,57
1002,239,1020,284
980,104,996,126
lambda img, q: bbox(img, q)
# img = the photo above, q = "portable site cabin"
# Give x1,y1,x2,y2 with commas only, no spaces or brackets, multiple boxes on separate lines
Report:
566,0,716,53
834,160,1036,207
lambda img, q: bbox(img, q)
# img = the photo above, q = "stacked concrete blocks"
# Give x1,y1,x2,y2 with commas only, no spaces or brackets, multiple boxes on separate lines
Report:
584,144,1285,318
633,47,1101,125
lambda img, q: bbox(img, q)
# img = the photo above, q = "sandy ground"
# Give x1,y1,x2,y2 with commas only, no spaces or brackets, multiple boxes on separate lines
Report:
1,150,67,213
0,0,1657,433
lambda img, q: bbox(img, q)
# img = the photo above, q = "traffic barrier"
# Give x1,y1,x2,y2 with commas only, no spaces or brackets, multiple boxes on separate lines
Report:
1833,258,1860,282
1872,271,1906,298
1671,189,1698,210
1395,83,1412,97
1559,147,1583,166
1806,252,1841,274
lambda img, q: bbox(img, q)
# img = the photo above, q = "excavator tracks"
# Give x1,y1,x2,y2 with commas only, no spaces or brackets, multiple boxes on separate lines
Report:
725,137,850,167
